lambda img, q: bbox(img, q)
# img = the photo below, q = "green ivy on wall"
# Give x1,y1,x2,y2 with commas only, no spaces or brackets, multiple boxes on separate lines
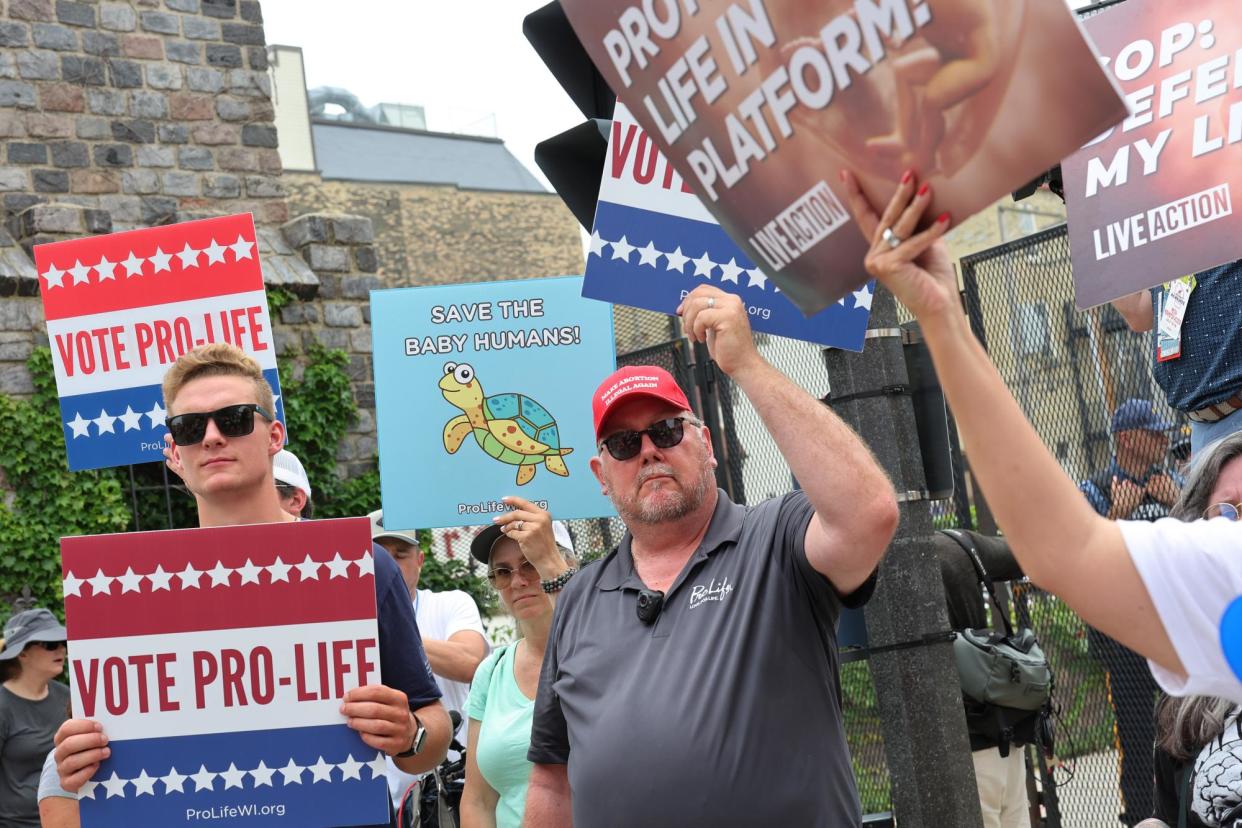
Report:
0,349,130,617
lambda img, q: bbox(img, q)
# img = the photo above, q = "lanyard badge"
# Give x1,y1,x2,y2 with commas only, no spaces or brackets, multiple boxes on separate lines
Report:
1157,275,1195,362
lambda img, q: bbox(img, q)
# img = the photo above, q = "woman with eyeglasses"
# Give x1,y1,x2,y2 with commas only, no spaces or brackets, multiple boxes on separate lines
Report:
0,608,70,828
460,498,577,828
1134,433,1242,828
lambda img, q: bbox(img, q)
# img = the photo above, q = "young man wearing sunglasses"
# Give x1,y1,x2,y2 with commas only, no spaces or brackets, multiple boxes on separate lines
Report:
523,285,899,828
52,343,451,827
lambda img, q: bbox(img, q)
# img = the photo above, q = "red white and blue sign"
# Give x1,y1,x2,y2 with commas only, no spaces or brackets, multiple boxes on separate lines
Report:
584,103,874,351
61,518,389,827
35,214,282,471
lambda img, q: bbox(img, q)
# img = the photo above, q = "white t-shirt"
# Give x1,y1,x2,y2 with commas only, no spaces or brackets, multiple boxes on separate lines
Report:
386,588,488,805
1121,517,1242,701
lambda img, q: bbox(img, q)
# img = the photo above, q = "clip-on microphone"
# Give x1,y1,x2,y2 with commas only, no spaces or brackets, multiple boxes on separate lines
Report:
636,589,665,625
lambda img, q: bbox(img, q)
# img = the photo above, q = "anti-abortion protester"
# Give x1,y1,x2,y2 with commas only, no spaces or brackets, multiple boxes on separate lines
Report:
523,288,899,826
461,504,577,828
274,448,315,519
841,169,1242,706
368,509,488,807
558,0,1126,312
54,342,452,828
0,608,70,828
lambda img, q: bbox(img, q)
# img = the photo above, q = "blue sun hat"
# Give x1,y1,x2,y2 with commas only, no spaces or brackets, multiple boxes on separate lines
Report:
0,608,67,660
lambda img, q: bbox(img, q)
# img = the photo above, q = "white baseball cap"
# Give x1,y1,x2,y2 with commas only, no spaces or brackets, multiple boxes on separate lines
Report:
272,449,312,498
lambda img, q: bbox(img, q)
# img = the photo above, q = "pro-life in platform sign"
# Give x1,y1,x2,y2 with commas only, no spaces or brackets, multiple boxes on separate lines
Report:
587,102,873,350
560,0,1128,314
1063,0,1242,308
35,214,282,471
61,518,389,828
371,276,617,530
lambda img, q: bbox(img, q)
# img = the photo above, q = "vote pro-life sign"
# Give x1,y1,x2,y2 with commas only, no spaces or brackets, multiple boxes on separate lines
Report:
587,102,873,350
61,518,390,827
1064,0,1242,308
34,214,282,470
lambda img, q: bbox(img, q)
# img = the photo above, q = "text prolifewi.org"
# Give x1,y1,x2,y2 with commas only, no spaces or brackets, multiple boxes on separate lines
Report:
187,802,288,820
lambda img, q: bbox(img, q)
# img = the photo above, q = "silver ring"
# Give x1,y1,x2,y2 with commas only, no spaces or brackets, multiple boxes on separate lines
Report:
707,297,716,308
514,520,523,531
882,227,903,249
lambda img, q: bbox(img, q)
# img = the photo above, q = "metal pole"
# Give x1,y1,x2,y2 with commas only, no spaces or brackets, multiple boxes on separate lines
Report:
824,286,984,828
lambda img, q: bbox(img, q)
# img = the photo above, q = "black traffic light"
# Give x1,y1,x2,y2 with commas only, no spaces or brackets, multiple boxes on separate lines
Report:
523,1,616,229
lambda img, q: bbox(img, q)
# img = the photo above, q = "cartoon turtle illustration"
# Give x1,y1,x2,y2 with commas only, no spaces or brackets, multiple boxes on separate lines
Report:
438,362,572,485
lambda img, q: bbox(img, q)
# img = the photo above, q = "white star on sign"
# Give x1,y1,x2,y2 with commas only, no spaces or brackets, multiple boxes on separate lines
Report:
852,285,873,311
279,758,304,786
746,267,768,290
229,234,254,260
41,263,65,288
610,235,634,262
118,566,143,594
718,257,743,284
131,769,157,797
236,558,263,585
326,552,351,579
121,251,145,277
249,760,276,788
62,571,83,598
118,405,143,432
353,550,374,577
93,408,117,435
146,400,167,429
190,765,216,792
66,412,91,439
636,241,661,267
176,243,200,269
148,564,173,592
203,238,228,265
308,756,334,783
365,752,387,780
337,754,363,781
691,252,715,279
88,568,114,596
296,554,321,581
149,246,172,273
78,780,98,799
588,230,606,257
665,246,689,273
266,555,292,583
102,772,128,798
94,255,117,282
220,763,246,790
161,766,187,794
69,259,91,285
207,561,232,588
176,562,202,590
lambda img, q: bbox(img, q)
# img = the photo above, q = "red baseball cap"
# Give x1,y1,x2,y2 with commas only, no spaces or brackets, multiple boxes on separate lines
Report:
592,365,693,440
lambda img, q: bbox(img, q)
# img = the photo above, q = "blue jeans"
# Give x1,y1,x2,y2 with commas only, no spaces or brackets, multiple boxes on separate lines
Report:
1191,407,1242,456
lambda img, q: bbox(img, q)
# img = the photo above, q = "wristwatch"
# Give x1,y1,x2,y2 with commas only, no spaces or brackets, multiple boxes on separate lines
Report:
541,567,578,594
394,713,427,758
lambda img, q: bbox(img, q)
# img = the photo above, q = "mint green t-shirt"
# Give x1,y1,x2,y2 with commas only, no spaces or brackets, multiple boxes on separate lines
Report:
466,642,534,828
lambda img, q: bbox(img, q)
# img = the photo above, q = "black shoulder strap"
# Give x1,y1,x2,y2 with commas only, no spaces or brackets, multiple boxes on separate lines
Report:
940,529,1014,637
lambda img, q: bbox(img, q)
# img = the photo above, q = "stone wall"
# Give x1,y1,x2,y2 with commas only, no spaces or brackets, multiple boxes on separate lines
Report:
284,172,584,285
0,0,285,227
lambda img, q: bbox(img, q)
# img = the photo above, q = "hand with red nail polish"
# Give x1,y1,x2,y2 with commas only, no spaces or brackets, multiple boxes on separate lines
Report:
838,168,957,323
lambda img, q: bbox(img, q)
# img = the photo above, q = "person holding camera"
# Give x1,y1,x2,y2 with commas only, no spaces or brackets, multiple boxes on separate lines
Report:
460,502,575,828
522,287,899,827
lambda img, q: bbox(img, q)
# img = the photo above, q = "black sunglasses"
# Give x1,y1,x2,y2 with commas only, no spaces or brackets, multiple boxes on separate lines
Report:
29,641,65,651
166,403,274,446
600,417,696,461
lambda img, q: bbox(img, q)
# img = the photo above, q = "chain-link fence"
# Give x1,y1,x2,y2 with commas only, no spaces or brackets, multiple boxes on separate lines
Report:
959,222,1187,828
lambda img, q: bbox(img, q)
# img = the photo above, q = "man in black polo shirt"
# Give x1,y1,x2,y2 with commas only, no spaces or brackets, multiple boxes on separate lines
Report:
523,285,899,827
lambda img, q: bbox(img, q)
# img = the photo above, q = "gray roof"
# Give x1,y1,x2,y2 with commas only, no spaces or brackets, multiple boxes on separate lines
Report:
311,121,547,194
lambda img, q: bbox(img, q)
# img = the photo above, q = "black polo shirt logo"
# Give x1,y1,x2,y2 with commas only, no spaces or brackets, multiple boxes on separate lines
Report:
687,576,735,610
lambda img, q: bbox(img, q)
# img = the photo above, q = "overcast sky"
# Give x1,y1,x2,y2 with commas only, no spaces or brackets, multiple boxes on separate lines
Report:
260,0,1100,190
